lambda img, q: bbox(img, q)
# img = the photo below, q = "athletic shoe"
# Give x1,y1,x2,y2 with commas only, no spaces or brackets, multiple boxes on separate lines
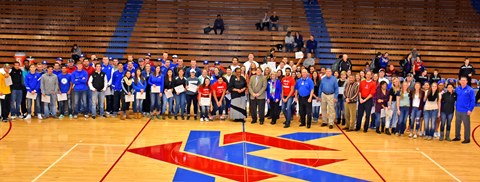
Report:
408,133,413,138
84,115,89,118
69,114,73,118
413,134,417,139
74,115,78,119
11,116,16,120
24,114,32,120
38,114,43,120
200,118,204,122
59,115,64,119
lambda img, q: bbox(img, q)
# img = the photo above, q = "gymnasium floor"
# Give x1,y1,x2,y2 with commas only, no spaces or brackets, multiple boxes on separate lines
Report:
0,110,479,182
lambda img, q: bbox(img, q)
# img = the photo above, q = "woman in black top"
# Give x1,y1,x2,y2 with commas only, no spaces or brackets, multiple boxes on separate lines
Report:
164,69,175,119
336,71,347,125
121,71,133,120
311,71,321,122
228,68,248,122
173,69,187,120
440,83,456,141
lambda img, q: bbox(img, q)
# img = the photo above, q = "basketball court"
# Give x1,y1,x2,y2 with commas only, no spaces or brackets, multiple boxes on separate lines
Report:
1,110,479,182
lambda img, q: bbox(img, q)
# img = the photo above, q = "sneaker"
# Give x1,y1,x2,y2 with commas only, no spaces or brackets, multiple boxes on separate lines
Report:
220,116,225,120
200,118,204,122
69,114,73,118
408,133,413,138
395,133,400,136
59,115,64,119
413,134,417,139
11,116,16,120
84,115,89,118
38,114,43,120
208,118,213,122
24,114,32,120
74,115,78,119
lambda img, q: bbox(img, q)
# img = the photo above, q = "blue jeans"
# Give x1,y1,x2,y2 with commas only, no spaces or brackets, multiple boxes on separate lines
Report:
423,109,438,137
410,107,422,131
27,93,41,115
150,93,162,112
398,106,410,134
200,106,210,118
312,106,320,120
10,90,23,117
335,97,344,120
86,90,92,114
43,93,57,117
282,96,294,125
91,91,106,117
212,97,225,116
74,90,87,115
162,94,174,115
58,93,71,115
134,96,143,113
440,112,453,138
375,112,385,131
174,93,186,116
389,101,399,129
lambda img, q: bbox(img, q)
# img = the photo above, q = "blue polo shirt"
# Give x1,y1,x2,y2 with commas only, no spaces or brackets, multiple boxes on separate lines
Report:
455,85,475,113
318,75,339,98
295,77,314,97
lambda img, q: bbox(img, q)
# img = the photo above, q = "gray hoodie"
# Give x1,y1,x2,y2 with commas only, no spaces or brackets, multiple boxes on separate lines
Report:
186,77,200,95
40,73,59,94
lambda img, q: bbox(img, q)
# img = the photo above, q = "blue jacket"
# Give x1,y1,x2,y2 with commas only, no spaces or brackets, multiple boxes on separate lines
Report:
185,67,202,78
57,73,72,93
71,70,88,91
132,78,147,92
101,63,113,85
306,40,317,50
148,74,164,93
25,72,42,93
112,70,125,91
455,85,475,113
266,79,282,101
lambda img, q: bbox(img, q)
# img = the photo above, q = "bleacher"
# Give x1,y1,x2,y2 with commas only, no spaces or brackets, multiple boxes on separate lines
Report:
1,0,480,80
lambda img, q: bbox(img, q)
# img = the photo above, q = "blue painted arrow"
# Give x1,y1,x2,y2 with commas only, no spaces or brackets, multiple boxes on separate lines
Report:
182,131,367,182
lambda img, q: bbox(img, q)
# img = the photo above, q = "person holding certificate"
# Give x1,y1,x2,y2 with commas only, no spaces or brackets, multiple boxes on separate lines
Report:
57,66,72,119
173,69,187,120
24,65,42,119
120,71,134,120
133,69,146,119
40,66,59,119
211,75,227,120
148,66,164,120
186,69,200,120
163,69,175,119
88,64,108,119
198,78,212,121
0,64,12,122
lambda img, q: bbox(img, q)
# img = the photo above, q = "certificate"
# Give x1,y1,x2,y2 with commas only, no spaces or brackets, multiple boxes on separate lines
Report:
0,95,5,99
151,86,160,93
165,89,173,98
187,84,198,92
41,95,51,103
200,97,210,106
136,92,146,100
26,92,37,99
338,87,345,95
225,93,231,100
295,51,304,59
105,87,112,96
125,94,134,102
57,93,68,101
381,108,386,118
5,76,12,86
174,85,185,94
312,99,321,106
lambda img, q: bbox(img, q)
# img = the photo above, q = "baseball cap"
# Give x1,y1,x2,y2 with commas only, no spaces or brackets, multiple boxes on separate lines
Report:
203,60,209,65
56,57,63,62
214,61,220,65
80,54,85,58
68,59,74,63
379,68,385,72
108,57,113,61
172,55,178,59
138,58,144,62
42,60,47,65
190,69,196,73
146,53,151,58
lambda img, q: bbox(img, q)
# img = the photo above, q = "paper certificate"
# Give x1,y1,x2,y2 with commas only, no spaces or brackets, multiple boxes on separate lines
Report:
105,88,112,96
187,85,198,92
295,51,304,59
57,93,68,101
151,86,160,93
5,76,12,86
174,85,185,94
200,98,210,106
225,93,231,100
0,95,5,99
41,95,51,103
26,92,37,100
312,99,321,106
125,94,134,102
338,87,345,95
165,89,173,98
136,92,146,100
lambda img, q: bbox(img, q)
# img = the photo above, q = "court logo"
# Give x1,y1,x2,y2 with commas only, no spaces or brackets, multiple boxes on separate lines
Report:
128,131,367,181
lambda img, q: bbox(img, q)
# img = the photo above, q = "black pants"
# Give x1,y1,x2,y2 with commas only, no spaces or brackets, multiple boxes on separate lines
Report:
356,98,373,131
186,94,198,116
106,94,114,113
21,86,27,114
269,98,280,123
142,87,151,113
250,98,266,122
121,93,130,112
213,26,224,35
113,91,122,113
1,94,11,119
298,96,312,126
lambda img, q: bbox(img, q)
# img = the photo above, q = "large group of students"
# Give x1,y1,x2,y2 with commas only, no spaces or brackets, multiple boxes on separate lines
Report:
0,49,477,144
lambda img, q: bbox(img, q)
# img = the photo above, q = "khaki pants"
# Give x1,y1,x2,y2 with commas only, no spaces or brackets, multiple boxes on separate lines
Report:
345,102,357,130
321,93,335,125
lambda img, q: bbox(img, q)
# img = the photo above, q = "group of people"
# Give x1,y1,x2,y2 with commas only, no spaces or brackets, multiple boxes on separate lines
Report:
0,50,477,144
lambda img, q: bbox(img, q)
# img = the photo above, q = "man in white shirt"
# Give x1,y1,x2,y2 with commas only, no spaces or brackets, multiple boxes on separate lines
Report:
244,53,259,73
230,57,241,72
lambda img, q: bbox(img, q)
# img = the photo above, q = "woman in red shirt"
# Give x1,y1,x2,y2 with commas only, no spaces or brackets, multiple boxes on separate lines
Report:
198,78,212,121
211,77,227,120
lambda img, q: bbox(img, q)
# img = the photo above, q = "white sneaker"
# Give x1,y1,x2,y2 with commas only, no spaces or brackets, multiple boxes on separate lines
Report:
408,133,413,138
24,114,31,119
413,134,417,139
11,116,16,119
38,114,43,120
200,118,204,122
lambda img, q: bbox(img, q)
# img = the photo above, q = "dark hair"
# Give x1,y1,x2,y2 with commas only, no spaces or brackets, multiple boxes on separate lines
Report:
234,68,241,72
447,83,455,88
95,63,101,67
285,68,291,72
202,77,211,87
47,66,53,69
365,62,370,66
379,81,387,87
154,66,161,77
134,69,145,85
61,65,67,69
459,76,468,80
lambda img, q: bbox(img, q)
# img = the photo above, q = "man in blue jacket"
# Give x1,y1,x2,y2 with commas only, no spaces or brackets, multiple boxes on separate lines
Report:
112,63,125,117
453,77,476,144
71,62,89,119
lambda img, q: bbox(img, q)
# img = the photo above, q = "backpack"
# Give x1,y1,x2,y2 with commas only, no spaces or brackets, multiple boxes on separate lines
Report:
331,58,341,72
370,57,377,71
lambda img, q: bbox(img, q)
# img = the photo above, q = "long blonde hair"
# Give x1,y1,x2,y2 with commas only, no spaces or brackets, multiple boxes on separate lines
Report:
392,77,400,93
400,81,409,99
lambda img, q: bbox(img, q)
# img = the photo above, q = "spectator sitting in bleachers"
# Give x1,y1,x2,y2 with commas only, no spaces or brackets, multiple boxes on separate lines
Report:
305,35,317,54
386,64,397,77
429,69,442,84
380,52,389,70
213,14,225,35
71,44,82,61
413,56,425,79
285,31,294,52
269,12,279,31
256,12,270,31
294,31,304,52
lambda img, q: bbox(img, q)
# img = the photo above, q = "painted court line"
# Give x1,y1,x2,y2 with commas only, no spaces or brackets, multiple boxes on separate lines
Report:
99,118,152,181
32,143,79,182
77,143,128,147
0,120,12,142
363,149,461,182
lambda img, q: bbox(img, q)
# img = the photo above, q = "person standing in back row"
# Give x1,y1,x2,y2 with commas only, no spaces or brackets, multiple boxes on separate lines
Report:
453,77,475,144
458,57,475,86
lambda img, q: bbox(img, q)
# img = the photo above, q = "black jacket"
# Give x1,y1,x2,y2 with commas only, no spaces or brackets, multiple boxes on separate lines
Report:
10,68,24,90
459,64,475,78
441,91,456,114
